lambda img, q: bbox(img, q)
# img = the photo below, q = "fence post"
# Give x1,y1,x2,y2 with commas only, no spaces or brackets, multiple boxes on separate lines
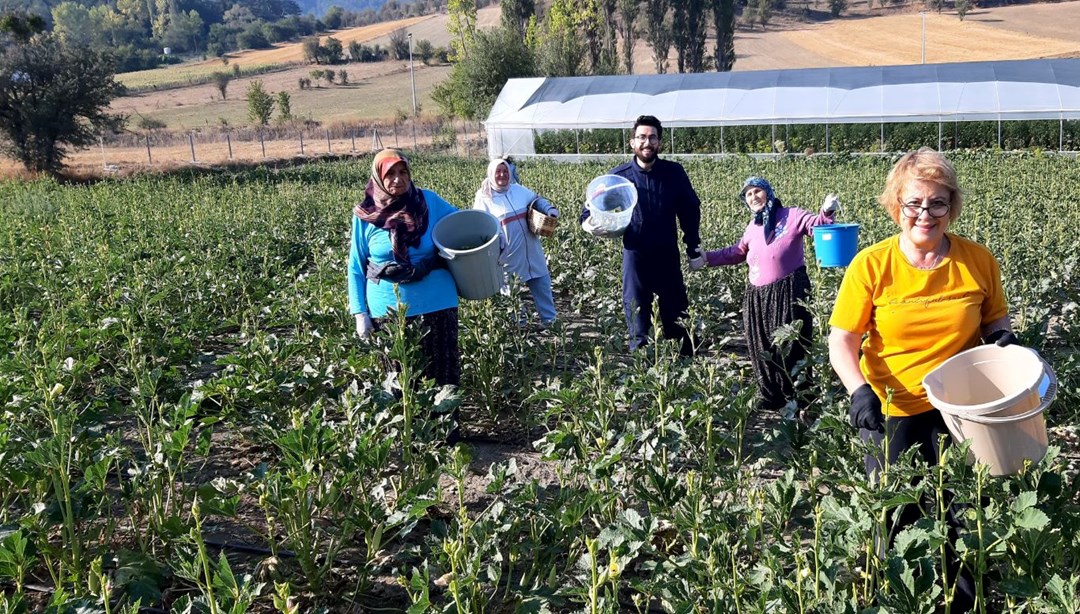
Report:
100,136,107,169
189,132,196,162
463,120,469,156
145,134,152,164
300,132,305,156
351,131,357,153
260,130,266,158
326,129,331,154
412,120,417,151
394,123,399,148
227,133,233,160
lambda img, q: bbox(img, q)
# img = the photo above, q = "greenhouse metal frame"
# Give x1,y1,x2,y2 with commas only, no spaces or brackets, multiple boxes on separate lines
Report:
485,58,1080,158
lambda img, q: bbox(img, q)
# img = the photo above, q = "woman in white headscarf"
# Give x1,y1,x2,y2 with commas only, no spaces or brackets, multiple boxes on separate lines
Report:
473,158,559,326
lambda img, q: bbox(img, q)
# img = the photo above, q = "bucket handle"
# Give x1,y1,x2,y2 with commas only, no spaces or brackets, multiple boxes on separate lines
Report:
438,249,455,260
956,394,1053,425
956,357,1057,425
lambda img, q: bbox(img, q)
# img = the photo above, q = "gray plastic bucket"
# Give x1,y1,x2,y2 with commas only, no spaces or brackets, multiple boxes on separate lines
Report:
432,209,502,301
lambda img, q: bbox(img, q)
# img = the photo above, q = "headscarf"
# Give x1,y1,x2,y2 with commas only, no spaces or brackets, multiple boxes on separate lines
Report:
740,176,783,243
478,158,511,199
353,148,428,264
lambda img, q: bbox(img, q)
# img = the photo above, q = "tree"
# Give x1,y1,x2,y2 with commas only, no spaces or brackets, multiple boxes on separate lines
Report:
955,0,973,19
535,0,587,76
0,29,124,174
302,36,321,63
348,40,362,62
446,0,476,61
323,5,344,28
432,25,535,119
310,68,325,86
671,0,707,72
338,69,348,84
322,70,335,86
276,90,292,122
616,0,639,74
500,0,534,37
51,2,95,48
389,27,409,60
161,9,205,54
246,80,275,125
415,38,434,64
711,0,736,71
323,36,343,63
212,71,232,100
643,0,671,74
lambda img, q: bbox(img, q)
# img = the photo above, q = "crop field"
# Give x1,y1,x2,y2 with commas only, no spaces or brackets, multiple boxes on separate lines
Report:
2,153,1080,612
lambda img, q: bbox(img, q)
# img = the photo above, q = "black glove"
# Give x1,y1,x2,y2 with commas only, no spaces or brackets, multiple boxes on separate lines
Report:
983,329,1018,347
367,256,445,284
849,384,884,432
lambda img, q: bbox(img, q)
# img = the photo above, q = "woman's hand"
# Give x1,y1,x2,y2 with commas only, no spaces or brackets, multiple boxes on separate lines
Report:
822,194,841,215
355,313,374,339
688,246,706,271
983,329,1017,347
849,384,884,432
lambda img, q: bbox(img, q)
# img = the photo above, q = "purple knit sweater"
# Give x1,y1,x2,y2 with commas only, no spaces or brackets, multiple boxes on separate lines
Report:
704,207,834,286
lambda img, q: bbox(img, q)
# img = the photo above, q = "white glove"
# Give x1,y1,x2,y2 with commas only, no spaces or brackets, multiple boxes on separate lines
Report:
688,246,706,271
822,194,841,215
581,215,603,235
355,313,374,339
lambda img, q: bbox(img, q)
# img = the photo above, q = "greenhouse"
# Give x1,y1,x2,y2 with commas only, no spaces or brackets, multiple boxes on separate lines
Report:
485,58,1080,157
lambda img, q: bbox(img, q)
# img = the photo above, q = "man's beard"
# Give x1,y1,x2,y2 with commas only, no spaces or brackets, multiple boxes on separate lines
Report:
635,149,657,165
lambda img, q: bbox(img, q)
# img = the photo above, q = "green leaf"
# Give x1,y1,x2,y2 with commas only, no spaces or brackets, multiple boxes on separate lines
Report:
1013,507,1050,530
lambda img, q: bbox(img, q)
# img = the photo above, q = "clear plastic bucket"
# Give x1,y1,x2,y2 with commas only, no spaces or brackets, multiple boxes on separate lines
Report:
432,210,502,301
585,174,637,235
923,344,1055,476
812,223,859,268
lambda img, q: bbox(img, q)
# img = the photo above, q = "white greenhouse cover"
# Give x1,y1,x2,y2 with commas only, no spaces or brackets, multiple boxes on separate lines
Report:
485,58,1080,157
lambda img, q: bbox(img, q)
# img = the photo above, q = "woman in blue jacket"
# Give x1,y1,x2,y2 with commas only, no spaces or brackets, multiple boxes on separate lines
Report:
348,148,461,389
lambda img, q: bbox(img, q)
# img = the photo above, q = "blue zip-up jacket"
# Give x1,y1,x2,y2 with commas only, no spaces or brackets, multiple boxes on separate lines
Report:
581,158,702,257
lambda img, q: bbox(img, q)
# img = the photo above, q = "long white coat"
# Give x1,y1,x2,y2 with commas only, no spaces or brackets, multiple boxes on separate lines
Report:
472,183,556,283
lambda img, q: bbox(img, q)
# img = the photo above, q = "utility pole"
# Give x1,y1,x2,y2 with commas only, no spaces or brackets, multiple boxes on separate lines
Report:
408,32,416,116
920,12,928,65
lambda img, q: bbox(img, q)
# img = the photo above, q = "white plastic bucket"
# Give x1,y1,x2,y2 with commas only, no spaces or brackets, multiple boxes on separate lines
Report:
432,210,502,301
923,344,1055,476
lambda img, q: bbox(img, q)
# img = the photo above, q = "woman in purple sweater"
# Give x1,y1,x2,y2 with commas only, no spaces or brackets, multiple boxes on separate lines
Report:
698,177,838,416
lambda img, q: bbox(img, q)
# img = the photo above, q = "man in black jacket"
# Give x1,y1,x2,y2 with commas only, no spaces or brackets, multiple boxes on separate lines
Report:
581,115,704,356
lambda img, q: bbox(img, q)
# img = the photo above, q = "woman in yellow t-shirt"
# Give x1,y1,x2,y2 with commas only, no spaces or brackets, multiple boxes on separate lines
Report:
827,148,1015,612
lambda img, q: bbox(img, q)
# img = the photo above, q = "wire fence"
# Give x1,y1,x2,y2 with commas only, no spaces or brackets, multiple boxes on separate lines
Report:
93,118,488,172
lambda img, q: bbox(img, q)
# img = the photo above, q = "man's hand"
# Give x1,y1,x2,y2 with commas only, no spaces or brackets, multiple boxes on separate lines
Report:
355,313,375,339
848,384,884,432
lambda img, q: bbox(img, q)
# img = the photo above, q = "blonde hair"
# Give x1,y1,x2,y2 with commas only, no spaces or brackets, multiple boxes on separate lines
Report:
879,147,963,224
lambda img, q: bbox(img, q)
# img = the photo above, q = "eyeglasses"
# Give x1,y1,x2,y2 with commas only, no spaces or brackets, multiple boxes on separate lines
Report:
901,200,951,219
633,135,659,144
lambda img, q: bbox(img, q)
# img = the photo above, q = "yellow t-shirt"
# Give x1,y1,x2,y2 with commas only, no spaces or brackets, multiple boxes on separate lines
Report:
829,233,1008,417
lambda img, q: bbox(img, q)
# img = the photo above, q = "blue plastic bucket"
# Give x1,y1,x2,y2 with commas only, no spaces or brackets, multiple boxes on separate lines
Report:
812,223,859,268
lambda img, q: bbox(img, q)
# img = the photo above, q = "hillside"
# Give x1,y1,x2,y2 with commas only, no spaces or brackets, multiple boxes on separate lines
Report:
111,1,1080,130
